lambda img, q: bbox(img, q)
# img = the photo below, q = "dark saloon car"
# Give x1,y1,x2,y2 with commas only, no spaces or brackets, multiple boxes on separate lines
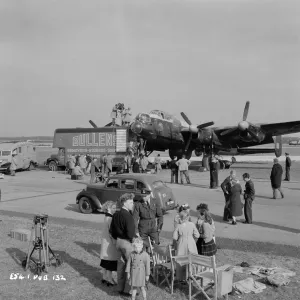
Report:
76,173,177,214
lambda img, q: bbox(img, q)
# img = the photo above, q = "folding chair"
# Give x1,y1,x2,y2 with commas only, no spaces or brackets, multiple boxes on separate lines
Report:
187,253,232,300
187,253,217,300
147,236,158,283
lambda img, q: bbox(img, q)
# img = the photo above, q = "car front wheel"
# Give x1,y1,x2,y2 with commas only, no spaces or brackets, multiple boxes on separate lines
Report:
78,197,93,214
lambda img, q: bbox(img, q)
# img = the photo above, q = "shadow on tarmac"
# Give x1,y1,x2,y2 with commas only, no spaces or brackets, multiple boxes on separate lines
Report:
5,248,117,296
64,204,81,213
74,241,100,258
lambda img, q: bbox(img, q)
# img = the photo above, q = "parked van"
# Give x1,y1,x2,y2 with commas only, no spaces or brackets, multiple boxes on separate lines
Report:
0,141,38,174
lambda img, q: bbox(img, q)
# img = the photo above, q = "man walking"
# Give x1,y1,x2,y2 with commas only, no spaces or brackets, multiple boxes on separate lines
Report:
170,156,179,184
221,170,236,221
10,153,18,176
209,156,219,189
110,193,135,297
284,153,292,181
270,158,284,199
242,173,255,224
139,154,148,173
176,155,191,184
133,189,163,249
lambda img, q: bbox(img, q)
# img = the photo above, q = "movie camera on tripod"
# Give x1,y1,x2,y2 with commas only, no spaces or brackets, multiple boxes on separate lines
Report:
22,214,63,275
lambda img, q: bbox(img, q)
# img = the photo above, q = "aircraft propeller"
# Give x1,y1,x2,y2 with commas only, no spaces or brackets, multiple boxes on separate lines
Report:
180,112,214,152
220,101,261,141
89,120,98,128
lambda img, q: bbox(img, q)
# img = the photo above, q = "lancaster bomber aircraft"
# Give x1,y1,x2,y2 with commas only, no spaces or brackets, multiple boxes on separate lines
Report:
130,101,300,159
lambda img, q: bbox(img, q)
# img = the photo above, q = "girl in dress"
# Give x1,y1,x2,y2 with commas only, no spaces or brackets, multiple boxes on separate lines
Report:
100,201,119,286
173,210,199,281
126,238,150,300
173,203,192,229
196,204,217,256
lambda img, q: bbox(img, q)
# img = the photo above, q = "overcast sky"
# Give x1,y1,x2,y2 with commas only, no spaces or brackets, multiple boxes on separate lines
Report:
1,0,300,137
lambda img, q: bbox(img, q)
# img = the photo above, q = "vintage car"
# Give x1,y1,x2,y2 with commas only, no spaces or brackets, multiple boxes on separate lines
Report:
76,173,177,214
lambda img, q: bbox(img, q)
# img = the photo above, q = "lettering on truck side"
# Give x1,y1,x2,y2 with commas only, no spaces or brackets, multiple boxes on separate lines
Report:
72,133,116,147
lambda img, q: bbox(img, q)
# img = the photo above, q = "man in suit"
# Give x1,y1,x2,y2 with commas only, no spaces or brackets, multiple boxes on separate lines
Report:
284,153,292,181
209,156,219,189
221,169,236,221
110,193,135,297
270,158,284,199
242,173,255,224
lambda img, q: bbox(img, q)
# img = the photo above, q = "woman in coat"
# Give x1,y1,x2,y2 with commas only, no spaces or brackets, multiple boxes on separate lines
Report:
228,179,244,225
100,201,119,286
173,210,199,281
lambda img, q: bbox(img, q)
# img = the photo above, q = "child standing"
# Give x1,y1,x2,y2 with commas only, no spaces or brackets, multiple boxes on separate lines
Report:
126,238,150,300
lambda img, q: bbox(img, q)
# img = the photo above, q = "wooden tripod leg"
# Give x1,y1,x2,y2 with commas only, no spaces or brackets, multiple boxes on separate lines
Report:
40,226,48,272
46,225,49,266
25,224,35,270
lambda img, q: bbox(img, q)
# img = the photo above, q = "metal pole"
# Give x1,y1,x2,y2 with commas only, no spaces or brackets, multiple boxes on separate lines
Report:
40,225,47,272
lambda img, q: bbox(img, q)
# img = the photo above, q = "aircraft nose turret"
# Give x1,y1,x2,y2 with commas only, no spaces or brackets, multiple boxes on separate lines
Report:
131,121,143,134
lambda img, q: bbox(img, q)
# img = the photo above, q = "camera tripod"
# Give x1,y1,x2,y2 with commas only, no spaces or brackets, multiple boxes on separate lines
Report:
22,214,62,275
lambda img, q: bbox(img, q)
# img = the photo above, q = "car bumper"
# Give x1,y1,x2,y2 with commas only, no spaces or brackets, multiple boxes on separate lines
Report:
0,167,9,171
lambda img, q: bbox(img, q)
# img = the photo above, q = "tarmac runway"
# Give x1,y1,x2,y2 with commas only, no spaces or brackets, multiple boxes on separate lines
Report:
0,165,299,249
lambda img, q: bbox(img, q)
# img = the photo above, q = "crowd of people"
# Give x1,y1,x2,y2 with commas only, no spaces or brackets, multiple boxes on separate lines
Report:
97,187,220,299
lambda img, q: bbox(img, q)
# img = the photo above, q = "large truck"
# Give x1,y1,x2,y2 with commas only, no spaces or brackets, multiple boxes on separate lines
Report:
45,126,135,171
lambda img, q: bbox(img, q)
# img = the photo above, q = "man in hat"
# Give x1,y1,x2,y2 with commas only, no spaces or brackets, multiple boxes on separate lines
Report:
284,153,292,181
221,169,236,221
242,173,255,224
133,189,163,249
270,158,284,199
170,156,179,184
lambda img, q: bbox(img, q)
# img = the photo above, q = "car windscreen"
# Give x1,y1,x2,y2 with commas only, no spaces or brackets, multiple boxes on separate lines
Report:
1,151,11,156
152,181,165,188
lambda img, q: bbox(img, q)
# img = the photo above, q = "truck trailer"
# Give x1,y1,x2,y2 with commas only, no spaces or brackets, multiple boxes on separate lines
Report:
45,126,134,171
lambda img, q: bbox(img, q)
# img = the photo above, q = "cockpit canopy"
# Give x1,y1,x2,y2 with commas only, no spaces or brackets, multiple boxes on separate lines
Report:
149,110,173,121
135,113,151,124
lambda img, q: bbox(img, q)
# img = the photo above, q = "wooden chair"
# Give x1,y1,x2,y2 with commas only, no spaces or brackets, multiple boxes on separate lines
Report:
187,253,232,300
147,236,158,283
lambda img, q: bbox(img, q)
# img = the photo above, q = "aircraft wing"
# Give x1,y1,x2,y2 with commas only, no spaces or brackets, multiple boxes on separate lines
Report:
213,120,300,137
259,121,300,136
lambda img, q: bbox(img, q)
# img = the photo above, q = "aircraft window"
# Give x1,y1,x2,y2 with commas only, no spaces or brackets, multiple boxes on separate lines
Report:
120,179,135,190
106,179,119,188
1,151,11,156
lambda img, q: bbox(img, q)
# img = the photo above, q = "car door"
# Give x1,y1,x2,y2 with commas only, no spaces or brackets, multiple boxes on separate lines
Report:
119,178,139,201
99,178,121,204
16,147,24,169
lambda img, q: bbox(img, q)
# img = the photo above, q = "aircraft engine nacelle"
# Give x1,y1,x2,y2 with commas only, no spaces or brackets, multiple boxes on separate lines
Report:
194,150,203,156
197,129,214,144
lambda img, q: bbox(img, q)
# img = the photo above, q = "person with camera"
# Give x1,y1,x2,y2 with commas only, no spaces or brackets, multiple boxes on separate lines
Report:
242,173,255,224
133,189,163,249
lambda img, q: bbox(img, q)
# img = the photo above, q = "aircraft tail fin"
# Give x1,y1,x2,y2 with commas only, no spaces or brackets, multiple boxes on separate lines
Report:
274,135,282,157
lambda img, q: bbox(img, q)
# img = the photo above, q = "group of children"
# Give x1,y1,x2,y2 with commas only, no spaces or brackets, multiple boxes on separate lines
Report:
172,203,216,281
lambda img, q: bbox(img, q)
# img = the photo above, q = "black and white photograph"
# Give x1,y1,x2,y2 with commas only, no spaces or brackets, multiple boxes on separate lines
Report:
0,0,300,299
